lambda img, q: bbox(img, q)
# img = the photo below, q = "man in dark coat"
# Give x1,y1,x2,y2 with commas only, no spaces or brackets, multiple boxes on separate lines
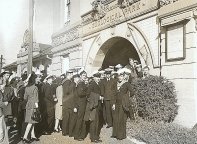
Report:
124,58,138,82
62,70,78,137
74,71,88,141
84,72,103,143
100,68,116,128
42,75,56,134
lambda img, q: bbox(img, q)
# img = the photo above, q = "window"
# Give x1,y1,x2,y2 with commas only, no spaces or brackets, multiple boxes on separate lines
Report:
64,0,71,23
166,23,186,61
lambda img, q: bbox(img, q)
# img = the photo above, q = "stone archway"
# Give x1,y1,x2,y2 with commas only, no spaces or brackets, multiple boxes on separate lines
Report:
84,22,155,74
93,37,141,69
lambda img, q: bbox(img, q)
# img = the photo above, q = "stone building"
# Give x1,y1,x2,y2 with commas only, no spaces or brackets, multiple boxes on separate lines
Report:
51,0,197,128
3,0,197,128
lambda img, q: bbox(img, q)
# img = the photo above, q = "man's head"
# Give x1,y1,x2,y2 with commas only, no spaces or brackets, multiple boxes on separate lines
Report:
129,58,134,66
104,68,112,79
60,74,66,79
117,69,125,82
136,64,142,72
79,70,87,81
66,70,73,80
0,71,12,84
93,72,101,83
143,66,150,77
134,60,139,67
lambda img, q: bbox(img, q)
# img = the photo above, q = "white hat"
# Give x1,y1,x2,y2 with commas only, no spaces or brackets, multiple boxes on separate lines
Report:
98,70,105,74
122,68,131,74
44,75,54,82
115,64,123,69
117,68,124,75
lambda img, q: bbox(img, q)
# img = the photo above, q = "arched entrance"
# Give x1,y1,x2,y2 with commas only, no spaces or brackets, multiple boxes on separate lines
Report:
84,22,155,75
100,37,140,69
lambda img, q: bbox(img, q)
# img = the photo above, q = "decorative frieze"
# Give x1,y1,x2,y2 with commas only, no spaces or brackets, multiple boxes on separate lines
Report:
52,25,81,47
159,0,179,7
82,0,158,37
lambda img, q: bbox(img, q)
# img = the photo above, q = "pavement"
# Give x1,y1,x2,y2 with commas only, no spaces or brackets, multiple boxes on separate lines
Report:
10,125,136,144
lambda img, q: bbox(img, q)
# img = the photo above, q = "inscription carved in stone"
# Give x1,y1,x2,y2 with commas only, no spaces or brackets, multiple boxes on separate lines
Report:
52,25,81,47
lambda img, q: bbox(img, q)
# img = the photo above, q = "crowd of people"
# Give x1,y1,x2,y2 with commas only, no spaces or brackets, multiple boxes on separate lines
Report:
0,58,151,143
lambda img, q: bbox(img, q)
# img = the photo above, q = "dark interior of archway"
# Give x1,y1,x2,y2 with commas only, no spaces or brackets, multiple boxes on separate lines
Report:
102,37,140,69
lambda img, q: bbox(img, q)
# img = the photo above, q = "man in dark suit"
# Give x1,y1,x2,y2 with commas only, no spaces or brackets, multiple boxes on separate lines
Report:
124,58,138,82
62,70,78,137
85,72,103,143
42,75,56,134
74,71,88,141
100,68,117,128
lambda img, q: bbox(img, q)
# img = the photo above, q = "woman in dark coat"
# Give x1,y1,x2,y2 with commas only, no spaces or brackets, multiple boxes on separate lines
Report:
22,73,39,143
112,69,133,140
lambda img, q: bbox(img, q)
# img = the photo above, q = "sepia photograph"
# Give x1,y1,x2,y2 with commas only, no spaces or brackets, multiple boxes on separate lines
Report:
0,0,197,143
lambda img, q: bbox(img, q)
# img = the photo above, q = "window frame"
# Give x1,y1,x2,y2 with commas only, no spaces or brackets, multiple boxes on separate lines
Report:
165,22,186,62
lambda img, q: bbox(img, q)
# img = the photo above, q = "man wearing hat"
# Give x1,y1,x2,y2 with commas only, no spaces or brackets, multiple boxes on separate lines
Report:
125,58,138,82
115,64,123,72
42,75,56,135
62,70,78,137
84,71,103,143
74,70,88,141
100,68,116,128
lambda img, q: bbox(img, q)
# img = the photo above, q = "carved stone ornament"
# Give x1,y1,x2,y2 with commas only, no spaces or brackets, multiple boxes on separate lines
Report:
158,0,179,7
91,0,107,21
21,29,30,50
118,0,140,9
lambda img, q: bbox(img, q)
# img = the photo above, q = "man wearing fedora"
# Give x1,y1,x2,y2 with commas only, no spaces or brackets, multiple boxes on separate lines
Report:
84,71,103,143
125,58,138,82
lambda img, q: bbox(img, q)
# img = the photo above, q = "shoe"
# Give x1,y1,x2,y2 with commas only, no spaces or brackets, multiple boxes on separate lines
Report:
54,129,60,133
31,137,40,141
22,138,30,143
77,138,84,141
43,131,51,135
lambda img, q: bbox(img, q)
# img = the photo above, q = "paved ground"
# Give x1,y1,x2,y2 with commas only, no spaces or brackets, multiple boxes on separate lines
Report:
11,126,135,144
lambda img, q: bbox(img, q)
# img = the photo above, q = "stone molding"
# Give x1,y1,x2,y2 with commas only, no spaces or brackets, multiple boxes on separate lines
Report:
52,44,81,57
52,24,81,47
